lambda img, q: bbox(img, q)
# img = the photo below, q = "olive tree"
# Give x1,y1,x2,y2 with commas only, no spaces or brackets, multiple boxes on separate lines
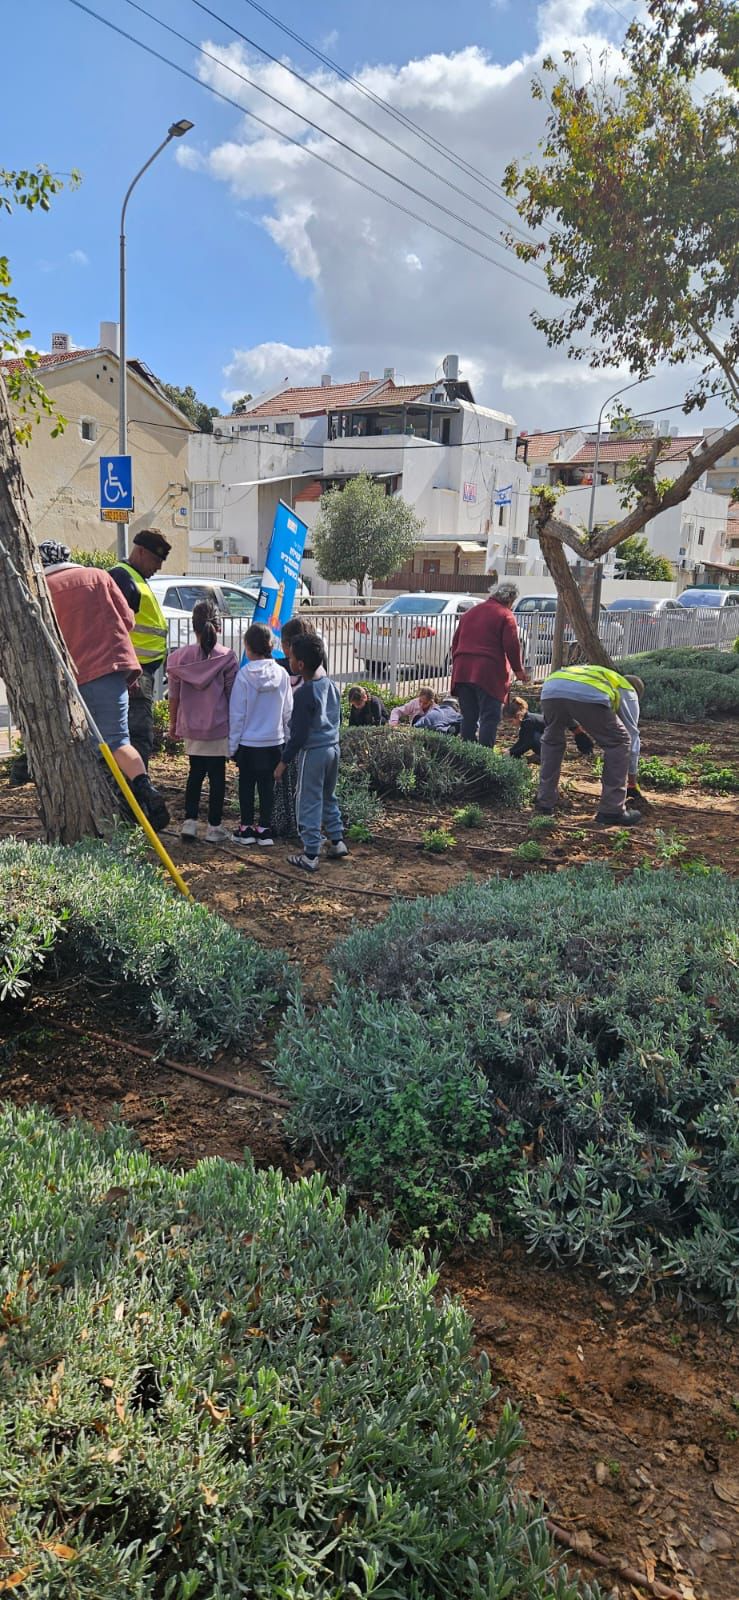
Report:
313,472,423,598
504,0,739,662
0,166,114,840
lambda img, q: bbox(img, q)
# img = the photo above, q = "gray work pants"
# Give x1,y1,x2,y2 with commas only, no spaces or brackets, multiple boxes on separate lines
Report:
127,671,155,770
538,697,630,814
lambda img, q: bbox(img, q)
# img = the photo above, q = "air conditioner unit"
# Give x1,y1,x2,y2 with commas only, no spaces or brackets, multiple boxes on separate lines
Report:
213,427,223,440
213,536,235,556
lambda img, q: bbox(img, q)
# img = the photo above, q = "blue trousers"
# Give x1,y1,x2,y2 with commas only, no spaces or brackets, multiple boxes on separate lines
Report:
455,683,503,747
296,745,343,857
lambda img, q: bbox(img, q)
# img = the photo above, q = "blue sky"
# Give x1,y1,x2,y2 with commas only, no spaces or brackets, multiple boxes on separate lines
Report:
7,0,713,436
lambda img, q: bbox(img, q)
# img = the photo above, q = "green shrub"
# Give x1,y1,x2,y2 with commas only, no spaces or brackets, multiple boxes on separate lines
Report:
515,839,544,861
276,867,739,1315
335,766,384,832
340,727,532,807
0,1106,592,1600
453,803,484,829
619,647,739,720
70,546,117,570
638,755,690,790
698,765,739,793
0,839,286,1059
421,827,456,853
340,680,404,718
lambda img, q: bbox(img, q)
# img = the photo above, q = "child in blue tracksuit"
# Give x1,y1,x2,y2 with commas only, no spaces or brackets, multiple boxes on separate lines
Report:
273,632,347,872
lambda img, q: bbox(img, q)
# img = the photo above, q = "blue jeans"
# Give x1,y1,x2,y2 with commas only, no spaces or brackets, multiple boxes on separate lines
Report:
296,745,343,857
455,683,502,747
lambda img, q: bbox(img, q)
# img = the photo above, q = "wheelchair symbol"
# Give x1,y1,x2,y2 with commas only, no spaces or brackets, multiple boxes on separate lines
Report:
103,461,125,504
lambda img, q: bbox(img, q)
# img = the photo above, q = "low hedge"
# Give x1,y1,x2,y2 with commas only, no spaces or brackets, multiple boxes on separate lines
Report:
340,727,533,806
275,866,739,1316
0,1106,592,1600
0,838,286,1059
619,647,739,720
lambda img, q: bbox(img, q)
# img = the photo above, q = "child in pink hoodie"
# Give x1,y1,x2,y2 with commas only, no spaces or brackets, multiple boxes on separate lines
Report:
167,600,238,843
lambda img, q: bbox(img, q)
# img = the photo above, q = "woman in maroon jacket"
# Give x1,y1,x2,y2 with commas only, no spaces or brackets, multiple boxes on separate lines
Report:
451,583,529,745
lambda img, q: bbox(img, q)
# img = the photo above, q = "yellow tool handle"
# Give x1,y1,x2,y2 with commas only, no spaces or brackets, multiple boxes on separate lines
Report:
98,742,191,899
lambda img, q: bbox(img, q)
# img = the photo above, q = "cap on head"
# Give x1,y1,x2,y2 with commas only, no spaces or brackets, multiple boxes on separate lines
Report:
38,539,71,567
625,674,645,698
133,529,171,561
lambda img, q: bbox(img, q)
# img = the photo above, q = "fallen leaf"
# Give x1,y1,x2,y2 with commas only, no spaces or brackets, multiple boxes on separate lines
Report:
594,1461,608,1486
0,1570,32,1592
40,1544,76,1561
199,1483,219,1506
496,1011,512,1024
201,1395,230,1424
576,1344,585,1363
713,1475,739,1509
114,1395,126,1423
113,1302,125,1324
106,1446,124,1464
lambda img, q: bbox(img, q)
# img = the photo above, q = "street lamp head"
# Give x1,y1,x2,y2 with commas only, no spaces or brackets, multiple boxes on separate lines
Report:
168,119,194,137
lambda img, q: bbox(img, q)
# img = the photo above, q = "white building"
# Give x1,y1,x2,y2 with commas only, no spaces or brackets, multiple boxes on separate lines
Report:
186,358,530,590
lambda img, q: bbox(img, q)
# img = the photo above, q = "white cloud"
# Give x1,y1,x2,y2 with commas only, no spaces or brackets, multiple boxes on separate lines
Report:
68,248,89,267
222,341,333,403
320,29,339,51
189,14,723,431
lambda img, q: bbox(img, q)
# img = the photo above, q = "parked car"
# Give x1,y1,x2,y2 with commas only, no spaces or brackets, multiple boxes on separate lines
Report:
512,593,624,667
354,592,483,675
239,573,312,608
675,587,739,608
606,597,683,615
149,576,257,654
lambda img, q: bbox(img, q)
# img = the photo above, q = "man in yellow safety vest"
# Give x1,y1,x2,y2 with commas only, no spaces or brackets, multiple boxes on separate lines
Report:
536,663,645,825
110,529,171,768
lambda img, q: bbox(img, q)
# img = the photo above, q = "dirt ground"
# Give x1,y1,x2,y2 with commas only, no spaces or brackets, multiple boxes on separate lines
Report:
1,715,738,1600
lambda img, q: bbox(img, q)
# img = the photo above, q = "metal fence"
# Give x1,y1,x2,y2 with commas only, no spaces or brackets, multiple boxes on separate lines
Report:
162,602,739,696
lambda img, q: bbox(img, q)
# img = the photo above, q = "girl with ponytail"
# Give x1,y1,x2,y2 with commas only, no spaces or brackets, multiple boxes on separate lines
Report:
167,599,238,842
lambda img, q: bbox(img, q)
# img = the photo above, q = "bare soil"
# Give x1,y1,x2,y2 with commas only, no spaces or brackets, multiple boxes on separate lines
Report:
1,715,738,1600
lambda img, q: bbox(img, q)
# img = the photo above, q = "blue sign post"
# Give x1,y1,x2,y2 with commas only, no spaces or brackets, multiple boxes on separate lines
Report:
99,454,133,514
251,501,309,657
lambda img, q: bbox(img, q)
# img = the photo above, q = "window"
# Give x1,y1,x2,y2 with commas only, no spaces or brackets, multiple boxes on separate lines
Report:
275,422,294,438
698,526,705,546
381,597,447,615
80,417,97,442
190,483,221,533
219,585,256,619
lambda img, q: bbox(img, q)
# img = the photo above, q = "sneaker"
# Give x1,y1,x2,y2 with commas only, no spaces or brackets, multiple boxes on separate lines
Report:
233,824,257,845
255,826,274,848
131,774,170,833
288,852,319,872
181,818,199,840
205,824,231,844
326,838,348,859
595,807,643,827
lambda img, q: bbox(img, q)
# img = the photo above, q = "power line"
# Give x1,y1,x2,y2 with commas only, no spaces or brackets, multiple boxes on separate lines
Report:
66,0,549,294
119,0,549,281
188,0,539,251
236,0,540,227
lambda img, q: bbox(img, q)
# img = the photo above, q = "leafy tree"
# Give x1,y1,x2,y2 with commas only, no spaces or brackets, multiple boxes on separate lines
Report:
0,167,114,840
313,473,423,597
614,535,674,581
230,392,253,413
160,381,219,433
504,0,739,664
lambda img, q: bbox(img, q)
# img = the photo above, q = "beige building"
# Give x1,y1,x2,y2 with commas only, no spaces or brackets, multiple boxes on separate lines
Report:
1,329,193,563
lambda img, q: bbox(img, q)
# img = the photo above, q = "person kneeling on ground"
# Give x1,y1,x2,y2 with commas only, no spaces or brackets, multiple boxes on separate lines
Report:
536,664,645,826
412,694,463,735
274,633,347,873
167,599,237,844
229,622,293,847
504,695,594,762
40,540,169,831
346,685,389,726
388,686,436,726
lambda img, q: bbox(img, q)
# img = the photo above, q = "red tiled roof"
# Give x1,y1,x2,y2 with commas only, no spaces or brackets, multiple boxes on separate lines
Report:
341,382,437,410
520,428,578,462
571,434,702,465
1,347,98,374
244,379,384,419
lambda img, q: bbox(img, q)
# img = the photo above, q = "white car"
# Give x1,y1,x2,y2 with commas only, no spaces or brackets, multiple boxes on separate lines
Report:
238,573,312,608
353,592,483,676
675,587,739,609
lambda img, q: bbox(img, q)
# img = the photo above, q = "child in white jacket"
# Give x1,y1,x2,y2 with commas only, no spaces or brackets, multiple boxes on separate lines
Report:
228,623,292,845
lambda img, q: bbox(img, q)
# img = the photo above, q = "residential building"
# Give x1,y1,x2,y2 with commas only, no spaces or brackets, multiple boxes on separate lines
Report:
1,326,194,563
186,357,531,590
702,427,739,498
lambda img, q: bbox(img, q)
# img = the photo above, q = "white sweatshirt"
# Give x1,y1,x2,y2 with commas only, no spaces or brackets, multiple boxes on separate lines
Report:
228,659,293,753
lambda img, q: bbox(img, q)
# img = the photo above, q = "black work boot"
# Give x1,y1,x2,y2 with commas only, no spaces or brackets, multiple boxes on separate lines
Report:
130,773,170,832
595,807,643,827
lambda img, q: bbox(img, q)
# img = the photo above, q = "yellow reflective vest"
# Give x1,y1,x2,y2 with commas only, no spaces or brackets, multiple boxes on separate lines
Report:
115,562,168,666
546,664,634,711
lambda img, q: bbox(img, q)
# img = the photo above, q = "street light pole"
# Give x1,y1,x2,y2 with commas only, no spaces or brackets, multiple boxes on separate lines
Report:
117,119,193,559
587,374,653,539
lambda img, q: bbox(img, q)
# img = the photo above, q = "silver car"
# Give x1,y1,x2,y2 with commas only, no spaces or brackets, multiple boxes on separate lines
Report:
354,592,483,676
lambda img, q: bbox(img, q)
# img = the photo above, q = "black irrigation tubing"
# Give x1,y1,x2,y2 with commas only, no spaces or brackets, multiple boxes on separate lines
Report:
162,832,400,901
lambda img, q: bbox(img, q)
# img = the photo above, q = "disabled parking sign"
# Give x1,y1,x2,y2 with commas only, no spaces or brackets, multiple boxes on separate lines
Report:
99,455,133,514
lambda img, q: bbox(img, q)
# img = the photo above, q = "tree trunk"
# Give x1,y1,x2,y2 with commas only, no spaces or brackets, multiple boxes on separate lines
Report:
0,375,115,842
539,529,613,668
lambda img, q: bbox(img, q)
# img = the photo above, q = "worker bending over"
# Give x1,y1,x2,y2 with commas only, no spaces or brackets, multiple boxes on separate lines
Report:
536,664,644,826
